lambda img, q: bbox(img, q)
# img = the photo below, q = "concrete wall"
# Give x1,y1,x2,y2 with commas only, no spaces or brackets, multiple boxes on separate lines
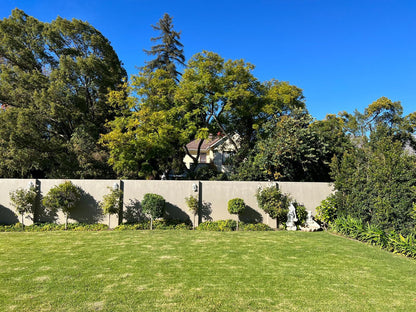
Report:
0,179,333,228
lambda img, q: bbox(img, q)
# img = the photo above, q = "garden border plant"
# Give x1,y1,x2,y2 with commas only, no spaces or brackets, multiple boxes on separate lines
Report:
227,198,246,230
185,195,199,229
255,184,289,228
141,193,166,230
9,183,39,229
42,181,82,230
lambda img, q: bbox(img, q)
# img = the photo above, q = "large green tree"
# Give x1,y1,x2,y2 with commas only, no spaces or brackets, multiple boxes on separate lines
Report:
0,9,126,178
101,69,186,179
234,111,330,181
102,50,308,179
330,98,416,234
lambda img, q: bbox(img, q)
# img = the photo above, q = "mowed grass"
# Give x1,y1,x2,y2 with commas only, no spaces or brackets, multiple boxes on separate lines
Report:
0,231,415,312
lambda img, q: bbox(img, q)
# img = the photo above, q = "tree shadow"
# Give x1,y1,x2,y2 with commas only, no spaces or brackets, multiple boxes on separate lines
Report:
165,203,191,223
37,204,58,224
69,189,102,224
199,201,212,222
240,205,263,224
124,199,147,224
0,204,18,224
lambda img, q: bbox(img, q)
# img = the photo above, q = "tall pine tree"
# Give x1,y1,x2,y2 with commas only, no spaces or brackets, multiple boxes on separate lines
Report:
143,13,185,81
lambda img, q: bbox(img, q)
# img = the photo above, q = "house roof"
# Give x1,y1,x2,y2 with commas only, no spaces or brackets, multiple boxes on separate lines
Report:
186,135,224,152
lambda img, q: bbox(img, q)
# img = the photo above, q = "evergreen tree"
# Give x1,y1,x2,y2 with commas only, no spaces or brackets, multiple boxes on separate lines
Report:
0,9,126,178
143,13,185,81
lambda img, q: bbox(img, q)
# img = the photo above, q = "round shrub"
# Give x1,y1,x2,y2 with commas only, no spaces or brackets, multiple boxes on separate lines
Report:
141,193,166,220
228,198,246,215
42,181,82,230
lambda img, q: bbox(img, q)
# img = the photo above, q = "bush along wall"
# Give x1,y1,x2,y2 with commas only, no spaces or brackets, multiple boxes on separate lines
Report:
330,216,416,259
115,219,192,231
0,223,109,232
196,220,273,231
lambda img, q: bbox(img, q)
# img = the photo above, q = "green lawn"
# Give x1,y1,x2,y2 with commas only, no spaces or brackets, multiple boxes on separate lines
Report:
0,231,415,311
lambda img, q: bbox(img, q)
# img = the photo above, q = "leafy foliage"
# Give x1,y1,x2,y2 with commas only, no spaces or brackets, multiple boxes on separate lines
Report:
228,198,246,215
185,195,199,229
0,9,126,179
100,187,123,227
42,181,82,229
255,185,289,226
315,195,338,227
141,193,166,229
0,223,108,232
293,202,307,227
196,219,237,231
330,216,416,259
331,130,416,234
9,184,38,227
185,195,198,215
114,219,191,231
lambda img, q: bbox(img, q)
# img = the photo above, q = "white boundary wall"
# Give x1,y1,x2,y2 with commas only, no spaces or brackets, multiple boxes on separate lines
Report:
0,179,333,228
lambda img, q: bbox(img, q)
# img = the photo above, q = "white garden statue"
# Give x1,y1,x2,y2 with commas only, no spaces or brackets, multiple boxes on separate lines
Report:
286,203,298,231
300,211,321,232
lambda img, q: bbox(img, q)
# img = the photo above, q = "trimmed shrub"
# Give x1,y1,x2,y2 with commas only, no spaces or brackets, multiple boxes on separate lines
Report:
114,219,191,231
9,184,38,228
43,181,82,230
196,219,237,231
228,198,245,215
228,198,246,230
141,193,166,230
0,223,108,232
185,195,199,229
256,185,289,227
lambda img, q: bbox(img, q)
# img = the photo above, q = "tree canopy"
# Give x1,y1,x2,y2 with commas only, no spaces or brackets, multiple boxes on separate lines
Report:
0,9,126,178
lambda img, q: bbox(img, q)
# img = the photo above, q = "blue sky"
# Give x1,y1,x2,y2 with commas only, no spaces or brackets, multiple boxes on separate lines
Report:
2,0,415,120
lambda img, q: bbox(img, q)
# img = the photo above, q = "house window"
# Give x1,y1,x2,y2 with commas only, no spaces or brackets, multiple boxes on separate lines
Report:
200,153,207,163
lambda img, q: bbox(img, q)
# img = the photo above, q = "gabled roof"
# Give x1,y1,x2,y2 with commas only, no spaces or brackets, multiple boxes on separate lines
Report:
186,135,225,152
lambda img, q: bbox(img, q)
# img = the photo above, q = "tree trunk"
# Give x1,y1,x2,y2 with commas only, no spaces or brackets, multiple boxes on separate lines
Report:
150,217,153,230
65,214,68,230
108,214,111,229
21,213,24,230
